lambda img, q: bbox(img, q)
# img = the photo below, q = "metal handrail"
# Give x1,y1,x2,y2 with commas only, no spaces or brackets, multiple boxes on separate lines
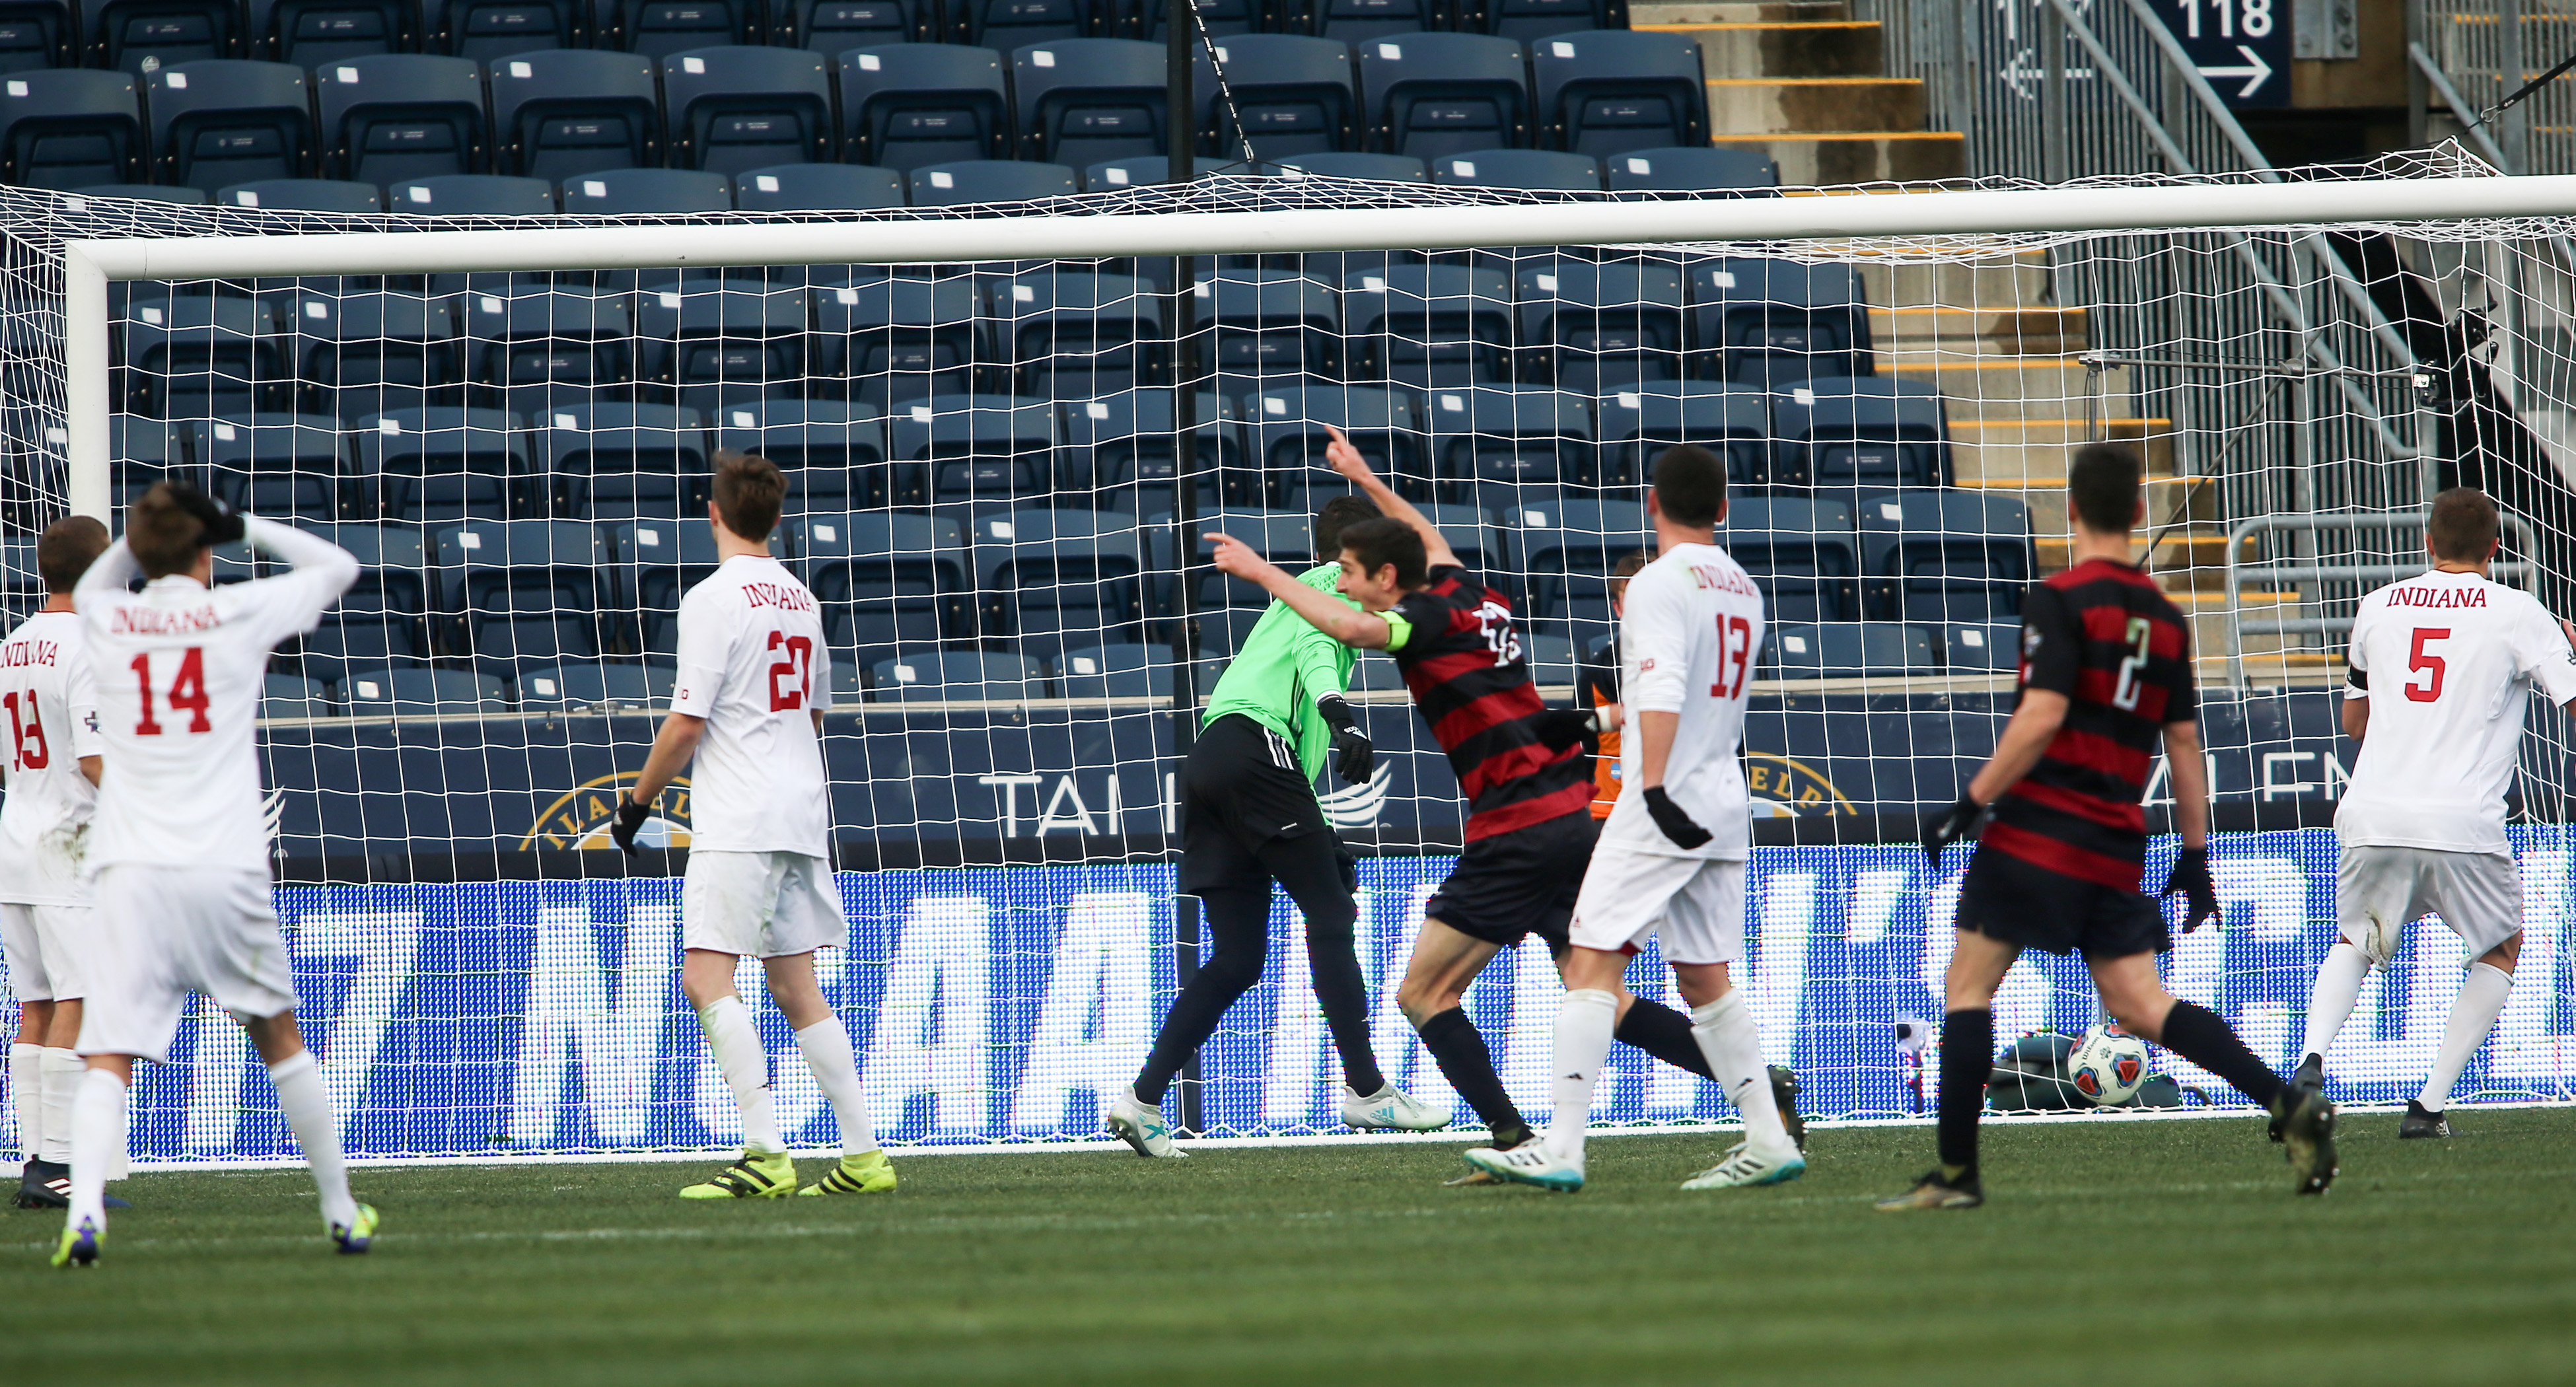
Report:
2224,511,2542,685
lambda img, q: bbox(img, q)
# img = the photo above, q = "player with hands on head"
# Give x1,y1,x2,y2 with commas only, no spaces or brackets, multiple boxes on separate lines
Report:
619,452,891,1201
1881,443,2336,1214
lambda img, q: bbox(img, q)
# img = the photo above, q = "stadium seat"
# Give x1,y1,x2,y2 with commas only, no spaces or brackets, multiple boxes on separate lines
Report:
1268,149,1424,182
1011,39,1166,167
634,282,807,413
0,70,146,190
1501,495,1645,639
317,55,490,187
952,0,1094,50
1198,267,1340,388
386,171,555,213
358,405,527,520
994,269,1164,399
1141,505,1308,617
1592,380,1768,488
534,400,710,521
1517,259,1686,393
1856,487,2033,625
773,0,933,49
433,517,612,675
74,181,207,201
907,157,1077,205
1295,0,1432,42
1054,388,1242,512
1724,497,1860,623
1128,0,1256,38
1944,620,2021,672
248,0,412,63
1422,385,1591,509
458,288,637,417
606,515,717,653
1464,0,1618,40
1410,500,1496,571
514,660,662,709
660,46,834,175
787,510,971,657
886,392,1055,505
1429,147,1599,191
1208,34,1355,160
145,61,315,192
558,166,731,214
81,0,238,71
1342,264,1513,390
425,0,585,57
488,49,661,183
217,176,380,210
1765,621,1936,678
1690,257,1872,388
340,664,511,713
190,413,349,521
1235,382,1417,506
708,397,890,513
733,161,904,211
108,415,197,517
810,274,986,411
291,290,461,421
1603,144,1773,193
285,521,431,674
120,295,283,419
969,507,1147,660
1079,153,1164,190
836,45,1011,173
260,671,336,717
1052,641,1168,698
596,0,756,57
1529,30,1703,157
0,0,72,74
868,649,1048,701
1771,376,1950,489
1357,33,1530,162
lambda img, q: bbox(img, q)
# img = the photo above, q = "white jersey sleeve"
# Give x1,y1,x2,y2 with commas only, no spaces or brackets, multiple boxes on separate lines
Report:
1597,542,1764,861
0,611,104,904
667,554,833,857
2509,594,2576,705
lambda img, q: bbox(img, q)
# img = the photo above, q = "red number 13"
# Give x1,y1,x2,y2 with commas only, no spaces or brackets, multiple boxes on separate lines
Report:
1711,614,1754,699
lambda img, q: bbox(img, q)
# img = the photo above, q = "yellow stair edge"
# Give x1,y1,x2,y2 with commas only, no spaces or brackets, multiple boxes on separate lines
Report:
1952,474,2209,489
1709,130,1964,143
1707,75,1921,85
1637,19,1882,29
1952,418,2170,431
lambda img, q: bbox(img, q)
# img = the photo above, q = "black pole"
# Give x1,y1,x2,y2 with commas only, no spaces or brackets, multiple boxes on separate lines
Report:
1166,0,1204,1135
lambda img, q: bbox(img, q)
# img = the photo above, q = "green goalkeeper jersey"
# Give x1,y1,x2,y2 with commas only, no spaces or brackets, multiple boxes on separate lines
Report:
1199,562,1358,785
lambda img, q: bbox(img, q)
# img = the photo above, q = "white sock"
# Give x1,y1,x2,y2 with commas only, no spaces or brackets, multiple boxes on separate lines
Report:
1691,991,1795,1160
794,1019,878,1157
269,1050,359,1230
700,996,781,1155
2419,962,2513,1112
65,1066,124,1232
1543,989,1619,1165
2299,940,2372,1064
9,1042,38,1164
40,1048,83,1165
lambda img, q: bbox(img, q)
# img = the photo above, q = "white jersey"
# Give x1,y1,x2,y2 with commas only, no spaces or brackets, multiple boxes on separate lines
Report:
1599,540,1764,861
2338,567,2576,855
669,553,833,857
0,610,104,904
76,517,359,876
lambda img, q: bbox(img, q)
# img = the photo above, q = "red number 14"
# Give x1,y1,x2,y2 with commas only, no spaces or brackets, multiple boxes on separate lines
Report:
131,647,211,736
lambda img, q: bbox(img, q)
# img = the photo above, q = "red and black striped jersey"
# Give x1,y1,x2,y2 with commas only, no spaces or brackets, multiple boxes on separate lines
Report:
1384,565,1593,841
1986,557,2196,890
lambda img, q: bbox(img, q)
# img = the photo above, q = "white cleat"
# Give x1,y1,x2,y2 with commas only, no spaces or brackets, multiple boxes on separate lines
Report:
1678,1140,1807,1191
1460,1139,1585,1192
1105,1088,1188,1158
1341,1083,1450,1132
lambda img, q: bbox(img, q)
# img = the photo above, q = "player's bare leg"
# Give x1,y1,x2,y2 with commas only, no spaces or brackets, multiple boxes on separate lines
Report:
761,951,894,1195
1396,921,1521,1158
2404,933,2519,1139
678,948,798,1198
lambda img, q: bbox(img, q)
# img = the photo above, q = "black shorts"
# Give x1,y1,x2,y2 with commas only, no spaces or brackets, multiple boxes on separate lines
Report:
1423,810,1596,954
1954,840,2171,959
1177,714,1344,897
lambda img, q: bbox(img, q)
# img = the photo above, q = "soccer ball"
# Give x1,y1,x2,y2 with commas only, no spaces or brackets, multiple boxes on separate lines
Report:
2066,1024,2151,1106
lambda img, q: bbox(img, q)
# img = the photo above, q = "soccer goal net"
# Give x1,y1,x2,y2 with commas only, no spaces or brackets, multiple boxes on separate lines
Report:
7,153,2576,1164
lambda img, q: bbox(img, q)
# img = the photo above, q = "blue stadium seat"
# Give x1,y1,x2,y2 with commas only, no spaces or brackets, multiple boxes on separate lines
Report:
1342,263,1513,390
733,161,904,210
1724,496,1859,623
146,61,315,192
1604,144,1772,192
908,157,1077,204
281,521,431,674
1198,267,1340,388
810,274,985,411
773,0,933,48
994,269,1163,398
1295,0,1433,42
515,660,662,709
433,517,612,676
489,49,661,183
1430,147,1598,190
1856,487,2032,625
709,398,889,513
190,413,348,520
1268,149,1423,181
1055,388,1242,512
1944,620,2021,672
1764,621,1937,678
1011,38,1165,166
1209,34,1354,160
1127,0,1255,38
954,0,1094,50
290,291,460,421
661,46,834,175
606,515,717,653
868,649,1048,701
534,401,709,521
0,71,145,189
1407,500,1497,571
635,282,807,413
458,287,637,417
1501,496,1645,641
81,0,238,71
787,510,970,657
1236,383,1419,507
1052,641,1169,698
887,392,1054,505
1151,505,1311,616
1357,33,1529,161
1690,256,1871,388
217,176,380,210
1516,259,1686,393
386,171,555,213
1771,376,1949,489
317,55,490,186
597,0,756,57
0,0,73,74
557,165,731,213
836,44,1010,172
1530,29,1701,157
108,413,195,511
968,507,1146,660
359,405,526,520
426,0,585,57
1465,0,1617,40
249,0,412,63
1592,380,1768,488
75,181,206,201
120,295,283,419
260,671,336,717
340,664,509,713
1079,153,1166,190
1423,385,1591,509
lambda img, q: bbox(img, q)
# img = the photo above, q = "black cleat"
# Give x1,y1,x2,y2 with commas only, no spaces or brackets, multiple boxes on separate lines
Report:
2273,1083,2339,1195
1875,1168,1983,1211
1769,1065,1807,1154
2271,1056,2325,1143
2398,1100,2452,1140
16,1160,66,1209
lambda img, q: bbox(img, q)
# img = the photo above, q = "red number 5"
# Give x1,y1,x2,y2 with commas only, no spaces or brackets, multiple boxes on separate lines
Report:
2406,627,2449,703
767,631,813,711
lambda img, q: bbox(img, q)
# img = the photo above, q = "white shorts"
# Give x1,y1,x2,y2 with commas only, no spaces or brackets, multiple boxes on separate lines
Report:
2336,843,2523,966
1568,842,1746,966
82,866,299,1064
1,901,92,1002
682,851,848,958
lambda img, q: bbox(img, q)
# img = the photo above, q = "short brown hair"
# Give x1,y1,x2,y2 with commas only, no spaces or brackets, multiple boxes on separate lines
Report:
1608,548,1649,605
711,450,784,543
128,483,210,581
1337,516,1427,590
36,515,108,593
1651,445,1727,528
2069,442,2142,534
2427,487,2500,562
1315,493,1380,556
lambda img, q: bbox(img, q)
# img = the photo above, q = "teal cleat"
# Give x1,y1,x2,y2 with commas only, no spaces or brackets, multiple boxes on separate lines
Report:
1679,1141,1807,1191
332,1204,380,1255
1461,1140,1585,1193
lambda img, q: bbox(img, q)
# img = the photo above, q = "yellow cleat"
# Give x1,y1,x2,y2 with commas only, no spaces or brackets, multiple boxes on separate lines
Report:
679,1150,799,1199
797,1149,896,1196
51,1216,100,1267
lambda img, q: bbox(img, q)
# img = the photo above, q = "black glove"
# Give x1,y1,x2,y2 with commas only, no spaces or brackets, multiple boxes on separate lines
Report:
162,480,245,546
1316,693,1373,786
1532,707,1599,753
610,796,652,857
2161,845,2220,932
1921,793,1984,868
1640,785,1711,849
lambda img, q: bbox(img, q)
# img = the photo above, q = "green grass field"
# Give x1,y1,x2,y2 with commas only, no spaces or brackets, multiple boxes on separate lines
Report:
8,1108,2575,1386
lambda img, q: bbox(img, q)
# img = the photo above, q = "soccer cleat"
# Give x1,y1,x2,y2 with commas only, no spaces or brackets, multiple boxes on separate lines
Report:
678,1150,799,1199
331,1204,380,1254
2398,1100,2452,1140
1875,1169,1984,1211
1444,1128,1536,1186
2274,1084,2339,1195
2272,1055,2325,1143
798,1149,897,1195
1679,1140,1807,1191
16,1162,124,1210
1105,1088,1187,1158
1770,1065,1808,1154
1461,1139,1583,1193
50,1215,99,1267
1341,1082,1450,1132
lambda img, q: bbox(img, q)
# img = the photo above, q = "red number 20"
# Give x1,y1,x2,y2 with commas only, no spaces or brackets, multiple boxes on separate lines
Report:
1711,614,1754,699
131,647,211,736
767,631,814,712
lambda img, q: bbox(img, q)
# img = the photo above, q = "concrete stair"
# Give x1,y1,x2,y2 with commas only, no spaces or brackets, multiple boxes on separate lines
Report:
1632,0,1964,184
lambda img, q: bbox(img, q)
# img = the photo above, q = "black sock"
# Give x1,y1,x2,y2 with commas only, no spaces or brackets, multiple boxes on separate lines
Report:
1416,1007,1526,1142
1938,1008,1993,1183
2159,999,2284,1108
1614,996,1711,1078
1132,888,1269,1106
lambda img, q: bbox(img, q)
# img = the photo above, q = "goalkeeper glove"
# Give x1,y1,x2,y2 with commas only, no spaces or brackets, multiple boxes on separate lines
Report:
1640,785,1711,849
610,796,652,857
2161,846,2220,931
162,480,245,547
1920,793,1984,868
1532,707,1600,753
1316,693,1373,786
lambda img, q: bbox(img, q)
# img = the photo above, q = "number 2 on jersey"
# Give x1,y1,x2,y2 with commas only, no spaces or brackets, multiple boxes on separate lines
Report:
3,688,48,769
767,630,814,711
131,647,211,736
2406,627,2449,702
1711,614,1754,699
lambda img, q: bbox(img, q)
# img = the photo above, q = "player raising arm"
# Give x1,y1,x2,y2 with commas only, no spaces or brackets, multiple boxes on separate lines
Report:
2294,488,2576,1139
56,484,366,1267
614,452,890,1201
